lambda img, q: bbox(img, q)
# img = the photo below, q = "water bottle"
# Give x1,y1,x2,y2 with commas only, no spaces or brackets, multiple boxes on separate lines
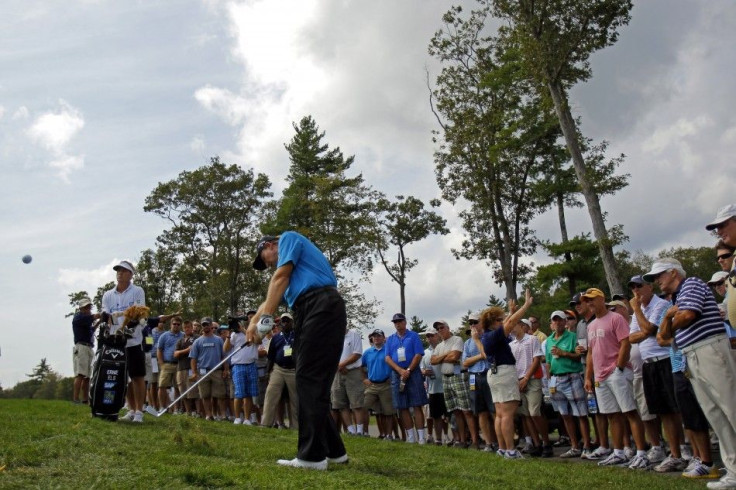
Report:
587,393,598,414
399,379,406,392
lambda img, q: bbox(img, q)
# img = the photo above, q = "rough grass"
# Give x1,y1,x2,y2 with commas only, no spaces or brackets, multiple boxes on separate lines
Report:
0,400,706,489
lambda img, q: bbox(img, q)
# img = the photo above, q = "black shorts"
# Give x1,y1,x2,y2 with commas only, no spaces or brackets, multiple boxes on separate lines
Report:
642,357,679,414
429,393,448,419
126,344,146,378
673,371,710,432
469,372,494,414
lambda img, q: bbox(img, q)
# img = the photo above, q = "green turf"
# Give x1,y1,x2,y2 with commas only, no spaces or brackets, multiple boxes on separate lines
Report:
0,399,708,489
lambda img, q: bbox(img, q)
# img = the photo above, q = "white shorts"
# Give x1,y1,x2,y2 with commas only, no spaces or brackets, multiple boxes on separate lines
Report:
595,367,637,415
488,364,520,404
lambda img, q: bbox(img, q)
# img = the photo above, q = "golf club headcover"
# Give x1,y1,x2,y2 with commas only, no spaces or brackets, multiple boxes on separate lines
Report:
257,314,274,335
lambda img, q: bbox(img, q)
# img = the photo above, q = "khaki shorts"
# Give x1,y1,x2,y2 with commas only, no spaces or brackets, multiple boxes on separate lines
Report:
488,364,520,404
197,369,226,399
176,369,199,399
518,378,543,417
331,368,365,409
158,363,178,388
73,344,93,378
633,375,655,421
363,380,393,414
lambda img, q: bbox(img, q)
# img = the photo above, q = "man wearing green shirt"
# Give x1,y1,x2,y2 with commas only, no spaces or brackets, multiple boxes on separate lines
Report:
546,310,592,459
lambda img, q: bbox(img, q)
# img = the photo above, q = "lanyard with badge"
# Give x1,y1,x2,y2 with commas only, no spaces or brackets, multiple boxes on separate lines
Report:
282,332,295,358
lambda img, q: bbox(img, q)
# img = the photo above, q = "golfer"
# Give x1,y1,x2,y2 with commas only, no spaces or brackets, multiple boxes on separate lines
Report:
248,232,348,470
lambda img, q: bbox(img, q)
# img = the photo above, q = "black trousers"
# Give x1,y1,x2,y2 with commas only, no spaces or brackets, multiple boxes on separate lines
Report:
293,287,347,462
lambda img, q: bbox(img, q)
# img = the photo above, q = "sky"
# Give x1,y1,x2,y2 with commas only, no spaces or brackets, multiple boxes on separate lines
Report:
1,0,735,388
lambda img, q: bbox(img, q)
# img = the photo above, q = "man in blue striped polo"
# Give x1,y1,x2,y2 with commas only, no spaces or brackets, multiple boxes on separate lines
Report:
645,257,736,490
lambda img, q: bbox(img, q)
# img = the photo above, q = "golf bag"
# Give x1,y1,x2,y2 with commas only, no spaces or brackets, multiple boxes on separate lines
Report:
89,321,128,421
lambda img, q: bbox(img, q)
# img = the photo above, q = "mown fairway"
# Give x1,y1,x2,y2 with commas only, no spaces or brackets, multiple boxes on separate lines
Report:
0,400,708,489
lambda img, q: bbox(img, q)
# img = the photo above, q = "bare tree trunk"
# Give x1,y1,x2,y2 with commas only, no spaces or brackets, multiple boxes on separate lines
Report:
556,191,576,296
547,81,623,295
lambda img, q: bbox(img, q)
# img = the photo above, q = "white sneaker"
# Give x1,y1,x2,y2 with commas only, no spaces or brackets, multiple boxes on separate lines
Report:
327,454,349,464
627,454,650,470
654,455,687,473
120,410,136,422
647,446,666,463
243,419,253,426
276,458,327,470
598,452,628,466
233,418,243,425
418,438,427,445
707,474,736,489
684,457,702,473
132,411,143,423
586,446,612,460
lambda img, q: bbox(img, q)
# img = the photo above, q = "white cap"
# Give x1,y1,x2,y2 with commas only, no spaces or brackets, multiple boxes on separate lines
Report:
549,310,566,320
643,258,683,282
520,319,532,328
113,260,135,273
78,297,92,308
705,204,736,231
708,271,729,284
424,326,438,335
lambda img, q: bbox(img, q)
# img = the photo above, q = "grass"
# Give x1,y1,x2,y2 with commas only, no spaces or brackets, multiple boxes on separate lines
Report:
0,399,708,489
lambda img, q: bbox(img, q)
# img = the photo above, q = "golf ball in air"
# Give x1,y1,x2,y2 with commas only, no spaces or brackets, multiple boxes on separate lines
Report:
22,255,32,264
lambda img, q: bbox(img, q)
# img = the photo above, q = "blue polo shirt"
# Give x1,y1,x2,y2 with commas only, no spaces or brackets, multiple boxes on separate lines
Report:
481,327,515,366
385,330,424,369
189,335,224,370
674,277,725,348
362,345,392,382
157,330,183,363
463,337,488,373
277,231,337,308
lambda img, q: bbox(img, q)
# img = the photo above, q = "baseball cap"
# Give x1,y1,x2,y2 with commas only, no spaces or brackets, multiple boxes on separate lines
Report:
581,288,605,300
606,300,628,310
391,313,406,323
200,316,213,325
708,271,729,284
643,258,683,282
520,319,532,328
705,204,736,231
549,310,566,321
371,328,385,337
424,326,438,336
252,235,278,271
564,310,577,319
432,320,449,328
113,260,135,273
628,275,646,287
280,312,294,321
468,312,480,322
569,292,582,307
78,297,92,308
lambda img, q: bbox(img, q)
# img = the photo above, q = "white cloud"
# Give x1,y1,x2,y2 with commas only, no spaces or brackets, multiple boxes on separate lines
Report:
58,258,122,295
0,105,5,120
25,100,85,182
12,106,29,120
194,85,248,125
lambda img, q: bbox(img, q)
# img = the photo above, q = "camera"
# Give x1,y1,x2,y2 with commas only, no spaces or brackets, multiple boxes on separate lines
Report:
228,316,248,331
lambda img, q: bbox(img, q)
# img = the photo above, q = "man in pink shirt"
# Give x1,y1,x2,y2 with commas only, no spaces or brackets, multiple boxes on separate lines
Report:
583,287,649,469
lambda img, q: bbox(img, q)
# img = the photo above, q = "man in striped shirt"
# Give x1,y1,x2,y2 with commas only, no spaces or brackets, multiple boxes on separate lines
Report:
645,257,736,489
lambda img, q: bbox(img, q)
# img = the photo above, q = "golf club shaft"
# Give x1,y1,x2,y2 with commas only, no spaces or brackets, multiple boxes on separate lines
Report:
157,343,246,415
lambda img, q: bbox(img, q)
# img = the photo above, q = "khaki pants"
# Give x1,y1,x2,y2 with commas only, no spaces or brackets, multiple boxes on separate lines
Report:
685,335,736,477
261,364,298,429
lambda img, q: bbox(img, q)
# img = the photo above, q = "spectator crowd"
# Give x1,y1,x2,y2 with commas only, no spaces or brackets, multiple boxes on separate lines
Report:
70,204,736,488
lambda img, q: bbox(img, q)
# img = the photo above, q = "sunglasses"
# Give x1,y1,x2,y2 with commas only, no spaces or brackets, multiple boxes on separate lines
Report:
468,320,479,325
171,323,181,326
711,280,725,288
717,252,733,261
566,317,575,321
436,325,448,330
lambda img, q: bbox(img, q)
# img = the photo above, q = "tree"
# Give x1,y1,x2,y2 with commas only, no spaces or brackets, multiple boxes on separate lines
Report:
28,358,52,383
429,4,559,299
376,195,449,314
268,116,382,326
135,246,180,315
144,157,272,318
492,0,633,295
94,282,115,312
65,290,90,318
269,116,381,276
